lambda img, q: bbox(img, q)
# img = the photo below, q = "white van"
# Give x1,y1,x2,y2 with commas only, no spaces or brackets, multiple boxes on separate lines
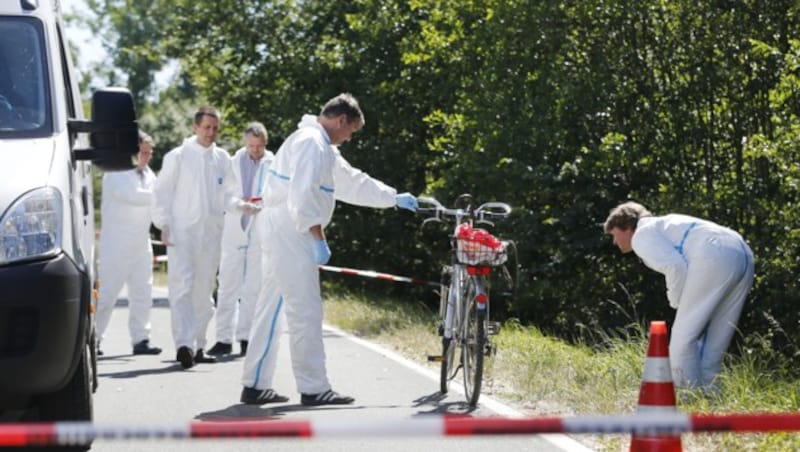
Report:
0,0,137,447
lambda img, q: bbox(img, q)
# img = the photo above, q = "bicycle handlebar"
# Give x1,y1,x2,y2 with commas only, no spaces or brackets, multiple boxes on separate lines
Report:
417,196,511,224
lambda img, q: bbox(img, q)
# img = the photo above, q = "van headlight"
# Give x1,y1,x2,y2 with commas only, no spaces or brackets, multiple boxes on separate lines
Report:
0,187,62,265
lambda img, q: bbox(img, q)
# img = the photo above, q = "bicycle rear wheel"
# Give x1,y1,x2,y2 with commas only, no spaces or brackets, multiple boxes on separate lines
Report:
462,278,485,407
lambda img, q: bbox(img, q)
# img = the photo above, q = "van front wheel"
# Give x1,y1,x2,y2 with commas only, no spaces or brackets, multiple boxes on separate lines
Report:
35,341,93,451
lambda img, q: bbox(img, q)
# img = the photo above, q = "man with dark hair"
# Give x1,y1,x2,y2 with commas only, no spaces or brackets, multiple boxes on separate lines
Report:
604,201,754,392
239,93,418,406
152,106,236,369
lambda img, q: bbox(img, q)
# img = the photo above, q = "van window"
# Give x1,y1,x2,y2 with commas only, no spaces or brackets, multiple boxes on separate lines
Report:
56,23,76,121
0,17,52,137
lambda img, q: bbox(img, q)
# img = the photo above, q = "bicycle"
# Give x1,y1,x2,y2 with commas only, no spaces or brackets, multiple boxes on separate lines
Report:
418,194,512,407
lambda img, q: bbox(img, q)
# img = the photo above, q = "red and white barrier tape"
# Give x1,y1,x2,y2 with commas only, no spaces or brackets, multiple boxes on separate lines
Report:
318,264,442,287
152,240,167,264
150,254,440,288
2,413,800,446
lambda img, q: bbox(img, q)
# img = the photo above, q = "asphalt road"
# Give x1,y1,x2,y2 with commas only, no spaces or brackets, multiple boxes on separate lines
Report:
89,288,592,451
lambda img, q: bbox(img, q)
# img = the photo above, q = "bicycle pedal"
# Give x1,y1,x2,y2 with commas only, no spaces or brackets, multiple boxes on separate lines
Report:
487,321,501,335
437,325,444,336
484,342,496,357
427,355,445,362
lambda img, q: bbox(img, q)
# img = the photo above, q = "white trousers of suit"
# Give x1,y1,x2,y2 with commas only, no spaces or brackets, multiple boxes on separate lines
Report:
241,206,328,394
167,217,223,352
214,216,262,344
96,234,154,345
670,235,754,389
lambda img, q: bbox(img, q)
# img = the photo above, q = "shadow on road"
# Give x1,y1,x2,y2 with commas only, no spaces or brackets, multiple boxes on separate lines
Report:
195,402,367,421
412,391,477,415
194,391,476,423
98,363,186,378
98,354,135,363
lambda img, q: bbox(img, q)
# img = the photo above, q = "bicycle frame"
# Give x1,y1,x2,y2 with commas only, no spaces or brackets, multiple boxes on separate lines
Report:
420,195,511,407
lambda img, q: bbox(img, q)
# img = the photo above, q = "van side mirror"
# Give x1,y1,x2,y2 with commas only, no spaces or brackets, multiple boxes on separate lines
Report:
70,87,139,171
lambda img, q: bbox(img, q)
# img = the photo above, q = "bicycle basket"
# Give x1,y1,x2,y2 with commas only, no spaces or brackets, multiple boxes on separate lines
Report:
454,223,508,266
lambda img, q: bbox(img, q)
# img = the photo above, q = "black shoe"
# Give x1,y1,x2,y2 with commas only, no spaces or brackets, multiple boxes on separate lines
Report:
194,349,217,364
207,341,232,355
300,390,355,406
133,340,162,355
239,340,248,356
176,346,194,369
240,387,289,405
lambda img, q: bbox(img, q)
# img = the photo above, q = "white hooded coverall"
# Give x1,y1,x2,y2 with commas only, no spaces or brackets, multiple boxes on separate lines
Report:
96,166,156,345
632,214,754,389
214,147,274,345
152,136,235,353
242,114,397,394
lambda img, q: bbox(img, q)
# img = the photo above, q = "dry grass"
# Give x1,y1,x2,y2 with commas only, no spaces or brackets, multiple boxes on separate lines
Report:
322,284,800,451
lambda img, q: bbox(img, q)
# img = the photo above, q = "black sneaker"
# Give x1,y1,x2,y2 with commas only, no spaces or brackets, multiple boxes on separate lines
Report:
194,349,217,364
239,340,248,356
133,340,162,355
176,346,194,369
207,341,232,355
300,390,354,406
240,387,289,405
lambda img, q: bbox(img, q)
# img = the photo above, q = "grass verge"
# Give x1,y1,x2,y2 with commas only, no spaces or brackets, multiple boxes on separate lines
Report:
322,283,800,451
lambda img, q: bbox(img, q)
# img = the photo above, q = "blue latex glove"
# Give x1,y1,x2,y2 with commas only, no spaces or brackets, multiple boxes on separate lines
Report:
313,239,331,265
395,192,418,212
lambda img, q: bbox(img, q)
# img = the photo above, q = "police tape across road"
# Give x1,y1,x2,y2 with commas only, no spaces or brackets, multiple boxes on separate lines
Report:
1,413,799,447
151,249,441,288
318,264,442,288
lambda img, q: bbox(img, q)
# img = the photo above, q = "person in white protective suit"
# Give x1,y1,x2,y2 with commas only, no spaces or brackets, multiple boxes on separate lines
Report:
239,93,419,406
207,122,274,357
152,106,239,370
95,131,162,356
604,201,754,391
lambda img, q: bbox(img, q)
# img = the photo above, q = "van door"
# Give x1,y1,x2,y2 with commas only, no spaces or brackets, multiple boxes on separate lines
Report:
56,20,94,277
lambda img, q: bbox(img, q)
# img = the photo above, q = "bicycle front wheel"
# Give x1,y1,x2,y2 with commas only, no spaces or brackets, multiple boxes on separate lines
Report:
439,267,458,394
462,279,486,407
440,336,458,393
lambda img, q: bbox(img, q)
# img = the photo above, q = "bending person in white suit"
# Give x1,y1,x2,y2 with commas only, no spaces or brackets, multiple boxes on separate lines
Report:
208,122,274,357
604,201,754,391
95,131,162,356
239,93,418,406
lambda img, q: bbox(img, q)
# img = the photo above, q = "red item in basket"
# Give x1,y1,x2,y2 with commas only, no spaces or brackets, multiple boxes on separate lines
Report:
456,223,502,249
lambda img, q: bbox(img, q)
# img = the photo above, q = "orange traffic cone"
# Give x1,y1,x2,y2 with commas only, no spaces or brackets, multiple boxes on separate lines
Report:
629,320,683,452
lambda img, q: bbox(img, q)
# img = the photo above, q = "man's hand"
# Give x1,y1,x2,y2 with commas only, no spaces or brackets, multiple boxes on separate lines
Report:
395,192,418,212
313,239,331,265
239,201,262,215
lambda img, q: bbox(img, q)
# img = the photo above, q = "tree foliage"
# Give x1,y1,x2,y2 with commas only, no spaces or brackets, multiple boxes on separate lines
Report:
82,0,800,362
